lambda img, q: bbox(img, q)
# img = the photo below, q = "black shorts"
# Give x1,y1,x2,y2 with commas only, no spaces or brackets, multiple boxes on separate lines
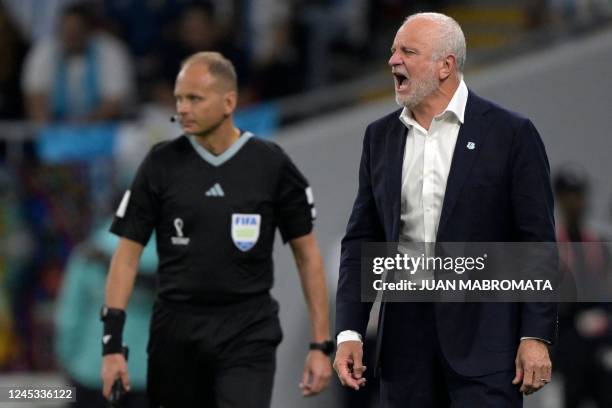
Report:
146,293,283,408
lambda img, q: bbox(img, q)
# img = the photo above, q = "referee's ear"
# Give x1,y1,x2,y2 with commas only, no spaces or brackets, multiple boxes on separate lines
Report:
223,90,238,116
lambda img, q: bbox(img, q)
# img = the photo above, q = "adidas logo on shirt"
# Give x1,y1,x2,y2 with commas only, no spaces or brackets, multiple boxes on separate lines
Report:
205,183,225,197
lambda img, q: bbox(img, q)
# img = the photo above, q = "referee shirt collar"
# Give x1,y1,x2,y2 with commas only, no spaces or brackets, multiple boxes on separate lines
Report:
188,131,254,167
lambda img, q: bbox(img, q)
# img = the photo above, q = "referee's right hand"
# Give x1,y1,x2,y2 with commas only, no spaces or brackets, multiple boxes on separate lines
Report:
101,354,130,400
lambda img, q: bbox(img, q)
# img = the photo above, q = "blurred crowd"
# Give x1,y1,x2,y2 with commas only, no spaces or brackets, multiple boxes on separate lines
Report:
1,0,610,124
0,0,391,125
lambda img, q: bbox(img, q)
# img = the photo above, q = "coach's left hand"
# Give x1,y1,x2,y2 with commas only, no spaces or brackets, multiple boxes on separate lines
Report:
512,339,552,395
299,350,332,396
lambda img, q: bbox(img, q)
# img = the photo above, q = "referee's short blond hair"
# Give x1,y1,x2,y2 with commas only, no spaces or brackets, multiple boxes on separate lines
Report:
181,52,238,92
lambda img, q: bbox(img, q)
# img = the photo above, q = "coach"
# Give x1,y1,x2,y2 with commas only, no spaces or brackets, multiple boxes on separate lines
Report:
334,12,557,407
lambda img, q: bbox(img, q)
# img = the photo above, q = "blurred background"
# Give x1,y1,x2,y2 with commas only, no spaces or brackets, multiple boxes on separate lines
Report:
0,0,611,407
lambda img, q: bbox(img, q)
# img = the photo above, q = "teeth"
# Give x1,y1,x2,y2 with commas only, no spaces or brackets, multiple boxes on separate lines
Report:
394,74,408,88
394,73,408,87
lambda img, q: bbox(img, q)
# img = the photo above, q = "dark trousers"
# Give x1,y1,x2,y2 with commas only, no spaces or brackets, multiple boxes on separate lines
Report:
147,294,283,408
379,303,522,408
71,380,148,408
557,332,612,408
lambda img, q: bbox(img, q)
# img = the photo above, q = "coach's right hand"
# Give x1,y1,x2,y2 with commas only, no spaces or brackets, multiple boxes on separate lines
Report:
101,353,130,399
333,341,367,390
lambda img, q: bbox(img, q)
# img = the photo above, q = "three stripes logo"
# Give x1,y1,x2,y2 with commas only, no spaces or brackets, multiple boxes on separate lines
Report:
206,183,225,197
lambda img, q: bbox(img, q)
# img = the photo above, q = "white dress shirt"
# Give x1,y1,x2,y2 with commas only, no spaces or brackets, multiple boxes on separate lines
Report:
337,80,468,345
398,81,468,244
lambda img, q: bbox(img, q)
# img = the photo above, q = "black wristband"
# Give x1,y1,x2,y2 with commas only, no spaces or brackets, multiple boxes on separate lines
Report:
309,340,335,356
100,306,126,355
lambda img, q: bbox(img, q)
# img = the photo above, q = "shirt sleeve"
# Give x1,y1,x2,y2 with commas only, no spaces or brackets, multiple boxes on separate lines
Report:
22,39,54,94
110,149,160,245
97,35,134,100
275,153,316,243
337,330,363,345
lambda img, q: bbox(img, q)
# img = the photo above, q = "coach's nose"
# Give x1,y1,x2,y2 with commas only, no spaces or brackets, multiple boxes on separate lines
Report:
388,50,402,67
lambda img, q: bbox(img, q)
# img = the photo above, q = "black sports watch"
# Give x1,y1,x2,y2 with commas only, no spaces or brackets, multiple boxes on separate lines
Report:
309,340,335,356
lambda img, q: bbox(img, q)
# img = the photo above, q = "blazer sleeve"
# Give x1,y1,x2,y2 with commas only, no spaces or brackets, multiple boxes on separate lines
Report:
336,124,386,337
510,118,558,343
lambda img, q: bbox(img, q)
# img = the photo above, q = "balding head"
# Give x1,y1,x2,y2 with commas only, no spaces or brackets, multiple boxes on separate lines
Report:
180,52,238,92
403,12,466,73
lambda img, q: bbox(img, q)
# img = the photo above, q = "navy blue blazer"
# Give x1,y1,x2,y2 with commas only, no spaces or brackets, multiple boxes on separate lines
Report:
336,91,558,377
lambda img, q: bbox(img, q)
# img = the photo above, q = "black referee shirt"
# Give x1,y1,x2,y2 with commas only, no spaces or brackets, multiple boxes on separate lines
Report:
110,132,315,305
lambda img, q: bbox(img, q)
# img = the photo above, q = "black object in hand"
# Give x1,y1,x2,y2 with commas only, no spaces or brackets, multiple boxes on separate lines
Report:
108,346,129,408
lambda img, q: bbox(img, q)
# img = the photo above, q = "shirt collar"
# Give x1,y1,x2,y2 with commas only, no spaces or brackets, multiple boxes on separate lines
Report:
399,79,469,129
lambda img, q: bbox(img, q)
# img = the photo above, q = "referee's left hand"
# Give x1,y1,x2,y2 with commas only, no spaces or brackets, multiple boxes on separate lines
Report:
299,350,332,396
101,353,130,400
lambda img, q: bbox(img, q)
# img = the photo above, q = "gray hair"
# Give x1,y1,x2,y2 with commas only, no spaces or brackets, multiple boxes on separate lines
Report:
404,12,466,73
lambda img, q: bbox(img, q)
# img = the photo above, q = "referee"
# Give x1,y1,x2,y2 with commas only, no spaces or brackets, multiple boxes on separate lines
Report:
100,52,333,407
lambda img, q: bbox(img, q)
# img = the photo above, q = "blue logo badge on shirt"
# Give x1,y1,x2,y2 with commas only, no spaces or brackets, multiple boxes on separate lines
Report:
231,214,261,251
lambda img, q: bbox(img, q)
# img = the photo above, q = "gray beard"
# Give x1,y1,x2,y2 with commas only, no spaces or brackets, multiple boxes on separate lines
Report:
395,73,439,109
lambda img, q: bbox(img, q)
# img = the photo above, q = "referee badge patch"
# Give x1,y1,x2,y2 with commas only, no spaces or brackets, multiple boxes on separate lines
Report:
231,214,261,251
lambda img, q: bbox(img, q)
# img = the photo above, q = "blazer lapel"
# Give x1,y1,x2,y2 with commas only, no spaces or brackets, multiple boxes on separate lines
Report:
437,92,490,240
385,116,408,242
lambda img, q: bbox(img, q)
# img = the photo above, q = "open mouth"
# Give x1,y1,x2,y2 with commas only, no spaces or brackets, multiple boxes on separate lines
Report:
393,72,409,91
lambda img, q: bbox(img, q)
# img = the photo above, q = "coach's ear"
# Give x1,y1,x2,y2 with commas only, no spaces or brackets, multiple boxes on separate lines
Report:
438,54,456,81
223,91,238,116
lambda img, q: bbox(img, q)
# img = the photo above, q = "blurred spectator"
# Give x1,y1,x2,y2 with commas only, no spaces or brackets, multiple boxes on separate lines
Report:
247,0,291,63
251,20,305,100
295,0,371,89
21,3,134,123
11,161,91,369
1,0,79,42
0,2,28,119
55,218,156,407
554,164,612,408
100,0,188,58
157,3,251,91
115,76,178,175
0,166,33,370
